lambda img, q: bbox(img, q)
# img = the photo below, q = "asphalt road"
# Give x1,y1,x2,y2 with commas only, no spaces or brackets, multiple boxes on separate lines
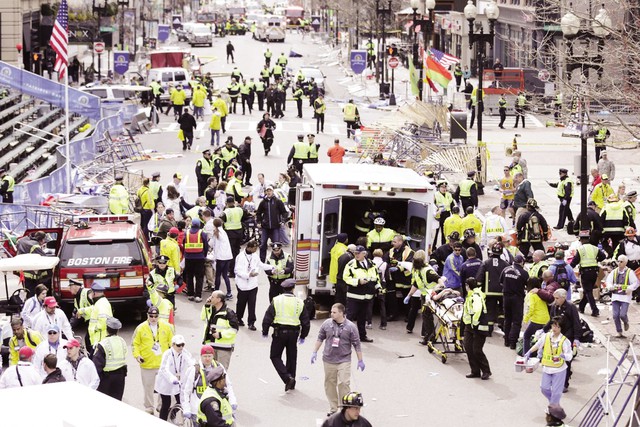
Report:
104,30,618,426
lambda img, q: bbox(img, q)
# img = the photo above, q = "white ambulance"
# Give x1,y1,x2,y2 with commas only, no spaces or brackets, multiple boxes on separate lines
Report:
293,163,435,297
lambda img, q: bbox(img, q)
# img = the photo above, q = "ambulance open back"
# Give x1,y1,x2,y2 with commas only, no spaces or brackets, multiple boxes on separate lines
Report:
293,164,435,297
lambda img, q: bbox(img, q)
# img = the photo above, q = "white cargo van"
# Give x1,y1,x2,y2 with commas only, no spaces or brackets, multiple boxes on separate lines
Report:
293,164,435,297
255,15,286,42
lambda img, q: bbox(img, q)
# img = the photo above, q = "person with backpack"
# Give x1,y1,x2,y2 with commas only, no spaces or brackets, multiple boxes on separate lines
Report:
516,198,549,259
548,250,578,301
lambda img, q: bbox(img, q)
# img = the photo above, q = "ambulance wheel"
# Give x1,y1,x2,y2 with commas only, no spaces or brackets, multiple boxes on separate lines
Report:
441,355,447,364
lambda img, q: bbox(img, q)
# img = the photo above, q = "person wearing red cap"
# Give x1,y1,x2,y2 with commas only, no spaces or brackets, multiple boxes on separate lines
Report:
182,345,238,422
32,296,74,342
8,317,43,366
60,338,100,389
0,346,42,388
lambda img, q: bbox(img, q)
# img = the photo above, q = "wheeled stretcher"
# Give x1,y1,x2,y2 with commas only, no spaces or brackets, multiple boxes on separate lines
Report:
424,287,466,364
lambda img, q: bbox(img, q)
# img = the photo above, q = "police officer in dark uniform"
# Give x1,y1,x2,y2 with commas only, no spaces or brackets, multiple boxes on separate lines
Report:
385,235,414,321
262,279,310,392
499,254,529,349
572,200,603,243
93,317,128,401
476,242,509,334
498,94,507,129
454,171,479,212
548,168,574,230
570,230,607,317
266,242,294,302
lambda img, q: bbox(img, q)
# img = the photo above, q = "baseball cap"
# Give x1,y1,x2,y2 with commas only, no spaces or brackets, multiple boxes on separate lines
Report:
169,227,180,235
514,254,525,264
355,245,366,253
337,233,348,243
19,346,35,359
47,324,60,333
174,173,183,179
265,185,274,191
172,335,186,345
44,296,58,308
148,306,160,315
64,338,81,349
201,345,216,355
602,174,609,180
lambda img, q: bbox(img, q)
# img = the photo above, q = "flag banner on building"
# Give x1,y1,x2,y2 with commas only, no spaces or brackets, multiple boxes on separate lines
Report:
424,55,452,89
409,57,420,97
50,0,69,80
430,47,460,67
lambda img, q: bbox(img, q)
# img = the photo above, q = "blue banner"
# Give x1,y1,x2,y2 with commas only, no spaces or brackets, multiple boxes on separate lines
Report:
158,25,171,42
350,50,367,75
0,61,101,121
113,51,130,76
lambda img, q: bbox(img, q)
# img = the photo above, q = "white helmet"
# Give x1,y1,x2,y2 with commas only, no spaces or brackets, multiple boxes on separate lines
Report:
373,217,386,226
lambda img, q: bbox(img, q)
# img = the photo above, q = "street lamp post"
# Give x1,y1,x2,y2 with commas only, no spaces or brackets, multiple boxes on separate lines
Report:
375,0,392,98
410,0,436,101
464,0,500,183
561,3,610,230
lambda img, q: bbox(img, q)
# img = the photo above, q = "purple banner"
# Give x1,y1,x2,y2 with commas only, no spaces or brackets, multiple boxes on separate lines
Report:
0,61,101,121
158,25,171,42
113,51,130,76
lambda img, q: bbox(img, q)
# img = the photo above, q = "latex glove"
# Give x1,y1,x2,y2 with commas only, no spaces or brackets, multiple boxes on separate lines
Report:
573,340,581,347
172,379,180,385
298,338,305,345
403,295,411,305
262,334,269,340
357,360,365,371
183,412,192,419
231,404,238,411
561,199,567,206
389,267,398,273
311,352,317,364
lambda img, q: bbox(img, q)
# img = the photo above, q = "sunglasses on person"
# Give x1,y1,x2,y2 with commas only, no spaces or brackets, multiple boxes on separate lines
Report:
175,343,185,347
148,314,159,318
48,331,59,335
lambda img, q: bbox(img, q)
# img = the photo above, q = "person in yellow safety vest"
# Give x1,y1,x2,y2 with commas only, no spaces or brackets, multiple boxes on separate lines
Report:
469,88,482,129
68,280,92,329
454,171,479,212
366,40,375,68
433,182,455,246
570,231,607,317
261,278,310,392
623,191,638,228
184,218,209,303
77,279,113,354
287,134,309,174
0,168,15,203
591,174,614,211
195,149,214,197
198,366,235,426
147,254,177,308
220,138,238,171
201,290,240,369
554,92,563,121
605,255,640,338
93,317,127,400
148,282,175,329
277,52,288,67
480,206,508,247
529,249,549,279
524,318,573,409
305,134,320,164
160,227,182,277
266,242,294,302
182,345,237,422
150,171,163,207
186,196,207,222
329,233,349,285
109,175,130,214
8,317,43,365
461,206,483,236
498,94,507,129
212,97,229,134
255,79,266,111
366,217,396,254
342,246,382,342
239,79,253,115
192,85,207,120
295,70,305,85
514,91,527,128
149,79,164,114
404,250,446,341
547,168,575,230
227,78,241,114
170,85,187,119
387,235,414,321
444,206,464,241
343,99,360,139
133,306,174,414
462,277,492,379
454,63,463,91
292,86,304,118
225,170,247,203
314,94,326,133
264,48,273,66
137,177,155,238
594,121,610,160
601,194,631,256
220,197,247,279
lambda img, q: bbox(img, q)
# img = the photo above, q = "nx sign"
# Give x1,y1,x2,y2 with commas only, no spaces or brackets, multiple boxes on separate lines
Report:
68,23,97,44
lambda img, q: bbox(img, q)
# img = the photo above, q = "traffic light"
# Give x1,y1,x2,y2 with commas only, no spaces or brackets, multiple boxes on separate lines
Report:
30,27,40,52
387,46,398,56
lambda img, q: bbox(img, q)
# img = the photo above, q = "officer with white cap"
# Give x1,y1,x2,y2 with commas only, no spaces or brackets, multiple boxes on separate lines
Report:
94,317,128,400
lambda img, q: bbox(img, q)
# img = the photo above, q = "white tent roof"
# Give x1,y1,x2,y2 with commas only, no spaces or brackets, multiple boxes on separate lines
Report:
0,382,171,426
0,254,59,272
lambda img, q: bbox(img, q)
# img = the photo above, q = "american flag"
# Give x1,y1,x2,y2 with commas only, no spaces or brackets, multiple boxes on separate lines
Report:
50,0,69,79
430,48,460,67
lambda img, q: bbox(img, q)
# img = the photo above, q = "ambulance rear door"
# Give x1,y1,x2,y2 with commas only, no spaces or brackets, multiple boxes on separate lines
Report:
318,196,341,285
293,185,313,284
405,200,429,251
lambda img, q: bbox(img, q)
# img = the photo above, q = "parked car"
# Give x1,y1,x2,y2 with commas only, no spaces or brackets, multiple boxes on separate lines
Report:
297,66,326,92
189,25,213,46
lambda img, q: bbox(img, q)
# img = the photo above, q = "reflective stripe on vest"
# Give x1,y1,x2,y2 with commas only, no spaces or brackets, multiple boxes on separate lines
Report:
613,269,631,292
199,158,213,175
269,255,291,279
484,216,505,235
412,266,437,295
223,207,243,230
529,261,549,279
3,175,15,192
194,360,219,397
273,294,304,326
100,336,127,371
541,334,566,368
557,177,574,198
293,142,308,159
185,231,204,253
343,104,357,121
578,245,598,268
308,143,318,159
197,387,234,425
603,203,626,233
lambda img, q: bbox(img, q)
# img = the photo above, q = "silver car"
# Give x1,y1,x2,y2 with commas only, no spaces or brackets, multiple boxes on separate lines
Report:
189,26,213,47
298,66,326,92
